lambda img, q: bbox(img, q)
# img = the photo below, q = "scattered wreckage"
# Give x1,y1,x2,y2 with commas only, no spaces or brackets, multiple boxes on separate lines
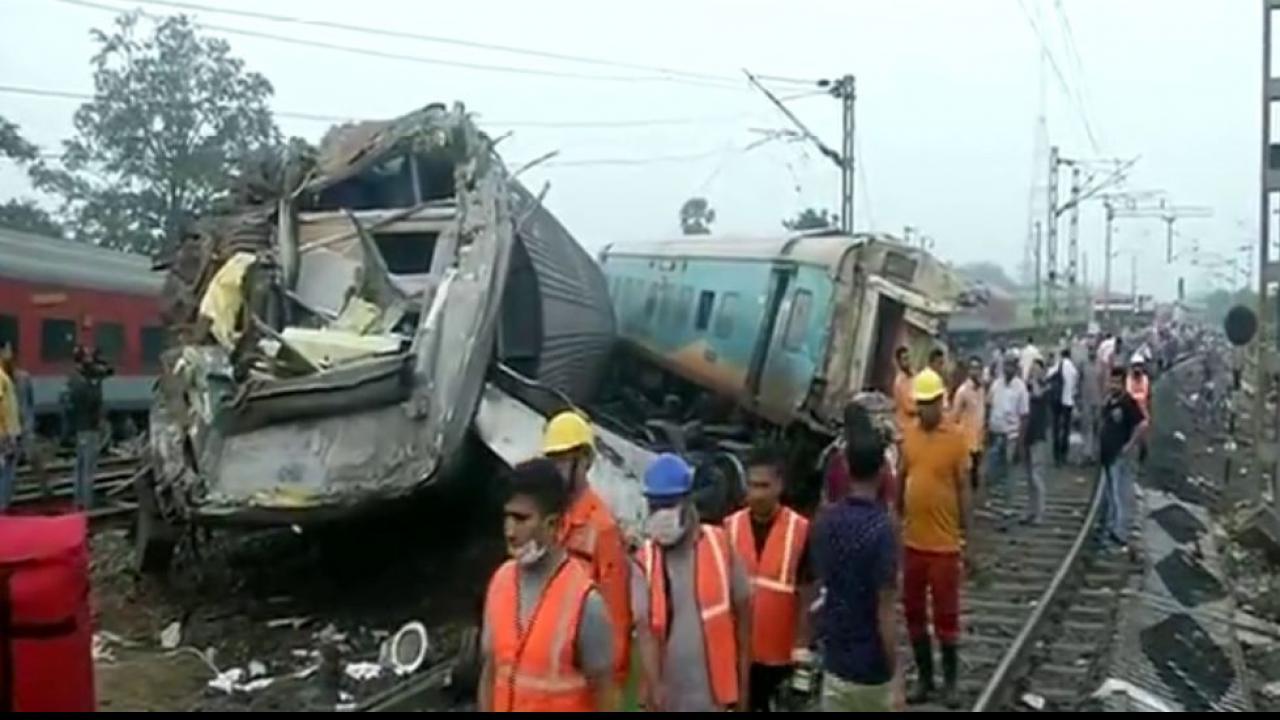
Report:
136,103,632,569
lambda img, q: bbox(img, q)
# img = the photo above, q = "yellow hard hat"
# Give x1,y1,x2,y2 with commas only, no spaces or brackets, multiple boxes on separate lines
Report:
913,369,947,402
543,411,594,454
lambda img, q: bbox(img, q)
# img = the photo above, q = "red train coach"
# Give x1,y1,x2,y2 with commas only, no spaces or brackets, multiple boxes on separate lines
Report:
0,227,163,434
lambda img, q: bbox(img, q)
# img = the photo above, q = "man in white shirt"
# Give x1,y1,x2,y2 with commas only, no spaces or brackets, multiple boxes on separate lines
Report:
1048,348,1079,465
1018,337,1042,380
985,355,1030,503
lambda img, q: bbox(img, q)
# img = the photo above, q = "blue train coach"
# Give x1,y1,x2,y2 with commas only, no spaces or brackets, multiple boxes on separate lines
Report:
599,231,964,434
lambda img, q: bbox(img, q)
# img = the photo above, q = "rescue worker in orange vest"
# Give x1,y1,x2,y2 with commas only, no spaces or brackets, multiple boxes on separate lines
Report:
634,453,752,711
478,458,617,712
724,443,814,712
1126,354,1152,464
542,411,632,687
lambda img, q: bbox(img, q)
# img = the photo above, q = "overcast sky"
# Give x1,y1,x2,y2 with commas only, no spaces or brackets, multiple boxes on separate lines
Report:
0,0,1262,300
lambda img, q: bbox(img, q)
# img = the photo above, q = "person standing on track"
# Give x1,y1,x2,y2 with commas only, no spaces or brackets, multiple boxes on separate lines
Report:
0,347,19,512
634,453,752,712
812,406,904,712
898,369,972,708
893,346,917,432
725,444,814,712
478,458,617,712
985,355,1029,506
1078,345,1105,464
67,346,111,510
1098,367,1148,549
1049,347,1078,465
950,356,986,493
542,411,632,692
1022,359,1052,525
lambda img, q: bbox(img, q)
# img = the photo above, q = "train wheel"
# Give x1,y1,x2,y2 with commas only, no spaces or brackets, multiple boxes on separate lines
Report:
692,451,747,523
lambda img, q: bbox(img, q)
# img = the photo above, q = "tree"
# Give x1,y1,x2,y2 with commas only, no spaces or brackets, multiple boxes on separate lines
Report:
36,13,280,255
782,207,835,232
679,197,715,235
0,115,65,237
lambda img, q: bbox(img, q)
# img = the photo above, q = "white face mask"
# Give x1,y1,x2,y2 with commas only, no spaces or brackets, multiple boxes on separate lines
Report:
512,539,548,567
646,506,686,546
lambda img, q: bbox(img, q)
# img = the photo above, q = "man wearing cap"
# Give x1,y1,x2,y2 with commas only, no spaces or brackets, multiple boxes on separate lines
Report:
985,355,1029,505
634,453,752,711
542,411,631,689
898,369,972,708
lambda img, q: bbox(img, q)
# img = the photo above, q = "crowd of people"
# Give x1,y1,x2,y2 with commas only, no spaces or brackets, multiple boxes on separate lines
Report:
477,324,1173,713
0,343,111,512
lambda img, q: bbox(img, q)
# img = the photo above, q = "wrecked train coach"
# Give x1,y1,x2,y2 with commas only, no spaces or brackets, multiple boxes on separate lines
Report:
138,103,620,567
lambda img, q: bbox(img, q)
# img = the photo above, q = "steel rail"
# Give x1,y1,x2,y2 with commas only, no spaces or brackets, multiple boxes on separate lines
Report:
970,463,1105,711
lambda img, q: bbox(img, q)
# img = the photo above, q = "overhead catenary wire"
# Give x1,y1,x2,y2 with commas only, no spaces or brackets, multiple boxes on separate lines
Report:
1052,0,1104,153
1015,0,1100,153
0,83,824,132
91,0,821,89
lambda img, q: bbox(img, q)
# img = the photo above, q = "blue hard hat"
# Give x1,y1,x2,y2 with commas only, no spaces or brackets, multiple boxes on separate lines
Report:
644,453,693,498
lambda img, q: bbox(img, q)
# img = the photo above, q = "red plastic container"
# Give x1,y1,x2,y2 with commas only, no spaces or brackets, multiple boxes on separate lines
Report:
0,513,95,712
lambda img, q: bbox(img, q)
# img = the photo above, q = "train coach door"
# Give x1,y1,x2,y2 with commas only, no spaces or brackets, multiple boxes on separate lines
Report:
745,265,794,399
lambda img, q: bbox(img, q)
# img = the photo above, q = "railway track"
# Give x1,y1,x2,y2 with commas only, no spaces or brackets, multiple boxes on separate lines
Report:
6,454,142,522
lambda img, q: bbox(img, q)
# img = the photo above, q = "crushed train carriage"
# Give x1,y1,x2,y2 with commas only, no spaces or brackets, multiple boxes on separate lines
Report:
598,232,977,504
138,103,620,564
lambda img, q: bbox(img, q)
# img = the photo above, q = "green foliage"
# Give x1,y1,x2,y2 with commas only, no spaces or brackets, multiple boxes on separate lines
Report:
0,199,65,237
782,207,835,231
34,12,280,255
0,116,38,163
679,196,715,235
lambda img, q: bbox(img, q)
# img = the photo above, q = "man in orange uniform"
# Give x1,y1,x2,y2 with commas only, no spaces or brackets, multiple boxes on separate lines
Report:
542,411,631,688
950,356,987,493
898,369,972,708
725,444,813,711
635,453,752,711
478,459,616,712
893,346,917,432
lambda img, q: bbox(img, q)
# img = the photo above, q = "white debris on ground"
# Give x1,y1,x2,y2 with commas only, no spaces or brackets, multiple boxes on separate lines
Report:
207,668,276,695
1263,681,1280,699
247,660,268,678
160,621,182,650
1174,430,1187,443
344,661,383,682
1091,678,1177,711
1021,691,1046,710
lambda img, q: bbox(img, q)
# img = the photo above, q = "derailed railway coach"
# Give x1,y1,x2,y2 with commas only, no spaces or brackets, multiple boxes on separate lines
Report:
137,103,618,568
598,232,973,507
0,227,162,437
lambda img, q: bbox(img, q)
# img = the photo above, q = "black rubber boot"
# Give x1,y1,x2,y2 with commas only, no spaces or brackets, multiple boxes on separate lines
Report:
908,638,934,705
939,643,960,709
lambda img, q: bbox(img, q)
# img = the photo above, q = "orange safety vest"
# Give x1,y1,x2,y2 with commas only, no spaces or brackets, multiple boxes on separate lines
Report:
726,507,809,666
484,557,596,712
559,488,632,684
638,525,739,707
1127,373,1151,417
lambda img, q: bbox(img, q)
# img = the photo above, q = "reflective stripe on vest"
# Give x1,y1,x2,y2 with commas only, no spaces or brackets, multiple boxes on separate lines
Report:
640,525,739,707
726,507,809,665
484,558,595,712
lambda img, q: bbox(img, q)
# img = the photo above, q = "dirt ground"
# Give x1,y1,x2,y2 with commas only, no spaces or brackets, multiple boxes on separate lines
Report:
89,468,506,712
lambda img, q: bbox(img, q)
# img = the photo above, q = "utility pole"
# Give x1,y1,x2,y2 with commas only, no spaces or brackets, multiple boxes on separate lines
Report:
837,74,856,235
1067,163,1082,323
1103,199,1114,329
1130,252,1139,323
1034,220,1043,322
1258,0,1279,503
1045,146,1061,331
744,70,856,234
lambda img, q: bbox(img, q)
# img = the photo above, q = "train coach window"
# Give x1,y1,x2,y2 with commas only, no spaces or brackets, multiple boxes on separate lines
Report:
40,318,77,362
676,286,693,327
141,326,165,369
95,323,125,363
714,292,739,339
783,289,813,351
0,314,17,354
695,290,716,331
644,283,658,321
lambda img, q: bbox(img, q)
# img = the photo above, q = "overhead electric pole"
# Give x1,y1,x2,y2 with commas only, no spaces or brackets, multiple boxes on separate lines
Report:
1045,146,1061,330
1067,162,1082,322
1258,0,1279,503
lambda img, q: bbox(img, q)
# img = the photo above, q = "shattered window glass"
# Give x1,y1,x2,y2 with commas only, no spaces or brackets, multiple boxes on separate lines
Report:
374,231,437,274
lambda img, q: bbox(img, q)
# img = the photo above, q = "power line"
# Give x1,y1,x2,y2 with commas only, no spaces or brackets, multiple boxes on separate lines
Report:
105,0,822,89
49,0,805,92
1015,0,1099,153
1052,0,1103,153
0,83,823,130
